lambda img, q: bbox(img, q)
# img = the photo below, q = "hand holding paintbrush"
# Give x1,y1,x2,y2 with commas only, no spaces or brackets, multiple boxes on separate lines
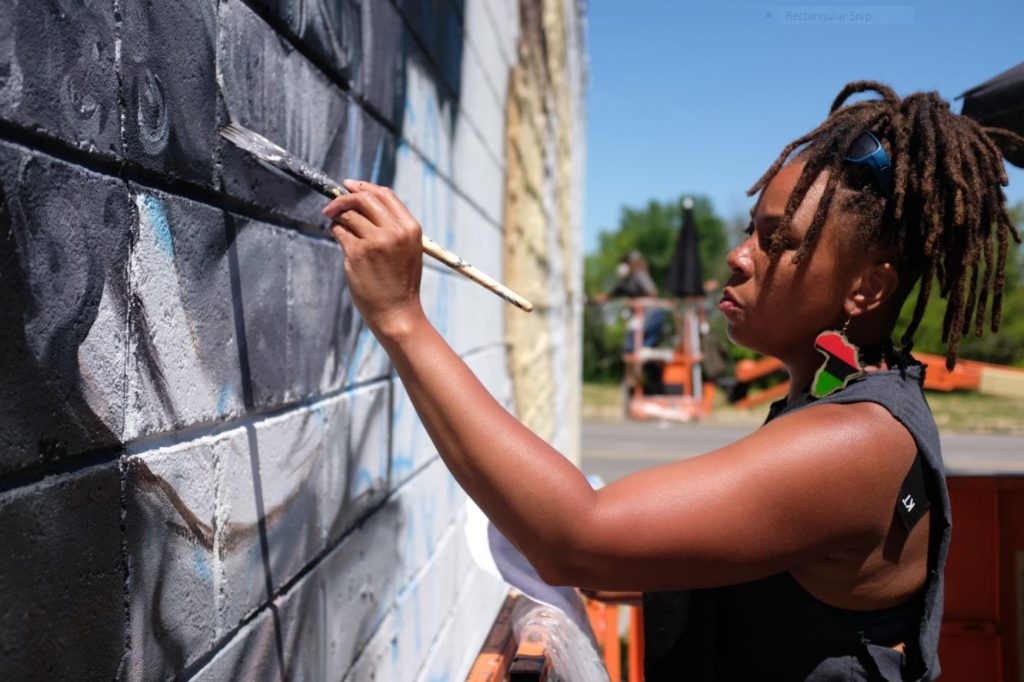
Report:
219,122,534,313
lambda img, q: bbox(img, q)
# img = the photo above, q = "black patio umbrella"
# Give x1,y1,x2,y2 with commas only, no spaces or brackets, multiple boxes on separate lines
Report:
665,197,704,297
958,61,1024,168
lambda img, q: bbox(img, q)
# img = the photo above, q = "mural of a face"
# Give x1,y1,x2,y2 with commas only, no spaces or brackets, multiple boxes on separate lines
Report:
0,0,584,678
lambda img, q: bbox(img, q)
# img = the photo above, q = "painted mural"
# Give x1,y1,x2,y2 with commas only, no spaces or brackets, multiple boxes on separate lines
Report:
0,1,585,680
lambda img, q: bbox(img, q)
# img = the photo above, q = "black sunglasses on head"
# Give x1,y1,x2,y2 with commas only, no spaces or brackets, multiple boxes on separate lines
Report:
844,131,894,196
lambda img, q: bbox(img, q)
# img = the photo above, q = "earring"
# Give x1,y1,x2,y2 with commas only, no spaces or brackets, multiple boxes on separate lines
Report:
811,318,863,398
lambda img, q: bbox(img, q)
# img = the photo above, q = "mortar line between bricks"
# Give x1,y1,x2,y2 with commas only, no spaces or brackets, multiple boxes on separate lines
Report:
412,544,484,682
327,497,464,675
345,520,464,678
0,342,503,493
479,0,515,70
0,1,508,237
234,0,506,189
112,0,135,668
0,120,327,238
395,519,460,602
180,453,446,681
0,375,390,491
120,376,394,456
0,113,505,244
0,444,126,496
386,0,507,172
457,7,511,118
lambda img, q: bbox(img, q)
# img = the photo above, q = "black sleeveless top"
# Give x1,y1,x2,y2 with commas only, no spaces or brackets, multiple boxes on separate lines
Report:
643,354,950,681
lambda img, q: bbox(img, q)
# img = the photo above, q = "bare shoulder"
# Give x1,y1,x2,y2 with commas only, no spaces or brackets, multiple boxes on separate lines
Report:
574,397,923,591
753,400,919,519
766,400,918,470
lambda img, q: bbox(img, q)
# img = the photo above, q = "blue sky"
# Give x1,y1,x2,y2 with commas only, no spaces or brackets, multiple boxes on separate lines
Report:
584,1,1024,254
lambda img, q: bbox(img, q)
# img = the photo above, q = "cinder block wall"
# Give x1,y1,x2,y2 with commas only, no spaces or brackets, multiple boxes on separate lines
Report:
0,0,585,680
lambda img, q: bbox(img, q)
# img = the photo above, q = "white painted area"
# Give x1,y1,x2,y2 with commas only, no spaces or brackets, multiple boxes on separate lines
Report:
109,1,583,679
77,278,127,436
124,191,243,440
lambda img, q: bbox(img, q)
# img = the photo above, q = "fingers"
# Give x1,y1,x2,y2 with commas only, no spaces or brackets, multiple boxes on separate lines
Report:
329,221,358,254
341,180,421,238
332,208,376,239
322,190,390,228
346,181,419,229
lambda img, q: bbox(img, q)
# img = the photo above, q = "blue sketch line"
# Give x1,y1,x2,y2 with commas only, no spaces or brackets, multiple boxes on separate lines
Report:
141,193,174,258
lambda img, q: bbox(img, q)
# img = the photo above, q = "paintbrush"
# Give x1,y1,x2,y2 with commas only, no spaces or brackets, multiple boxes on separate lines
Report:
219,121,535,313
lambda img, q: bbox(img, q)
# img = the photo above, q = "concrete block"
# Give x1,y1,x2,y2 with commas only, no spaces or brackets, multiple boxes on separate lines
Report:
288,226,392,393
348,87,402,189
449,273,504,355
124,385,379,663
0,0,120,156
123,188,249,441
248,0,361,85
124,443,219,680
226,215,293,407
286,230,363,396
122,190,398,429
415,564,508,682
451,113,504,227
0,463,124,681
396,0,466,99
119,0,218,185
189,606,281,682
343,523,462,681
0,142,130,476
396,457,466,582
213,414,323,624
477,0,518,69
399,58,455,182
457,41,507,164
358,0,406,126
124,188,383,439
193,484,404,682
216,0,351,225
319,498,404,675
324,382,391,539
392,141,457,253
232,496,406,680
464,0,514,103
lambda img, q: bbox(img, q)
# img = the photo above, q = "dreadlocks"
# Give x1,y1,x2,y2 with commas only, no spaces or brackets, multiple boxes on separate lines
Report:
747,80,1024,369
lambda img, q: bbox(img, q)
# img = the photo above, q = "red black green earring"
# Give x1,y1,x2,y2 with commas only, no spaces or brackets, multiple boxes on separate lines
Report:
812,319,863,398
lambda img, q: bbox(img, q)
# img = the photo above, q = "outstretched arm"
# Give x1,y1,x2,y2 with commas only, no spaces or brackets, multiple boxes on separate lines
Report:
323,181,918,592
323,180,595,582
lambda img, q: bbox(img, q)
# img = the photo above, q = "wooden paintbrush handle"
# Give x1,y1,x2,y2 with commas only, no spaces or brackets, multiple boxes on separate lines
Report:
329,187,534,312
420,237,535,313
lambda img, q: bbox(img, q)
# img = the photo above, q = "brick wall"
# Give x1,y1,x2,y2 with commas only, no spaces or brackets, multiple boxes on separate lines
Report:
0,0,585,679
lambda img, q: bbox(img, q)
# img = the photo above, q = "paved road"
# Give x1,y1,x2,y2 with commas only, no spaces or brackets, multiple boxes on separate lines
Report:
580,420,1024,484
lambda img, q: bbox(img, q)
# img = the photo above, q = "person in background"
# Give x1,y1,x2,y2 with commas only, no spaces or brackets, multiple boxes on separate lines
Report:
592,251,668,353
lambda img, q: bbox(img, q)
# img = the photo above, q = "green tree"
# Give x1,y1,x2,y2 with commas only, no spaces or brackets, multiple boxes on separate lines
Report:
585,196,730,296
583,196,730,382
895,201,1024,366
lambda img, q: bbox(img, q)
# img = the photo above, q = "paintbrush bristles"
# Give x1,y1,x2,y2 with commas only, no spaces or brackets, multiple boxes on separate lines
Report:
219,122,290,162
218,121,342,197
218,121,535,312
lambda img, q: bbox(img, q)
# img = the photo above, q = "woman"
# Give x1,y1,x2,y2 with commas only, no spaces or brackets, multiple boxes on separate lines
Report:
322,81,1022,680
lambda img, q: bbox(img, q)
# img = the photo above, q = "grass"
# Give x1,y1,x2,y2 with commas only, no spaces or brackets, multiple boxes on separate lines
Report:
923,391,1024,435
581,381,1024,435
581,382,768,427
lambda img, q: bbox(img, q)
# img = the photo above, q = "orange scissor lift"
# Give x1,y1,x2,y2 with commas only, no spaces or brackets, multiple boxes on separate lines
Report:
623,297,716,422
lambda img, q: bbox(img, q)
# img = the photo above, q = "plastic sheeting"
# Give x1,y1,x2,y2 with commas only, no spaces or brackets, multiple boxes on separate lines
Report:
510,597,610,682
